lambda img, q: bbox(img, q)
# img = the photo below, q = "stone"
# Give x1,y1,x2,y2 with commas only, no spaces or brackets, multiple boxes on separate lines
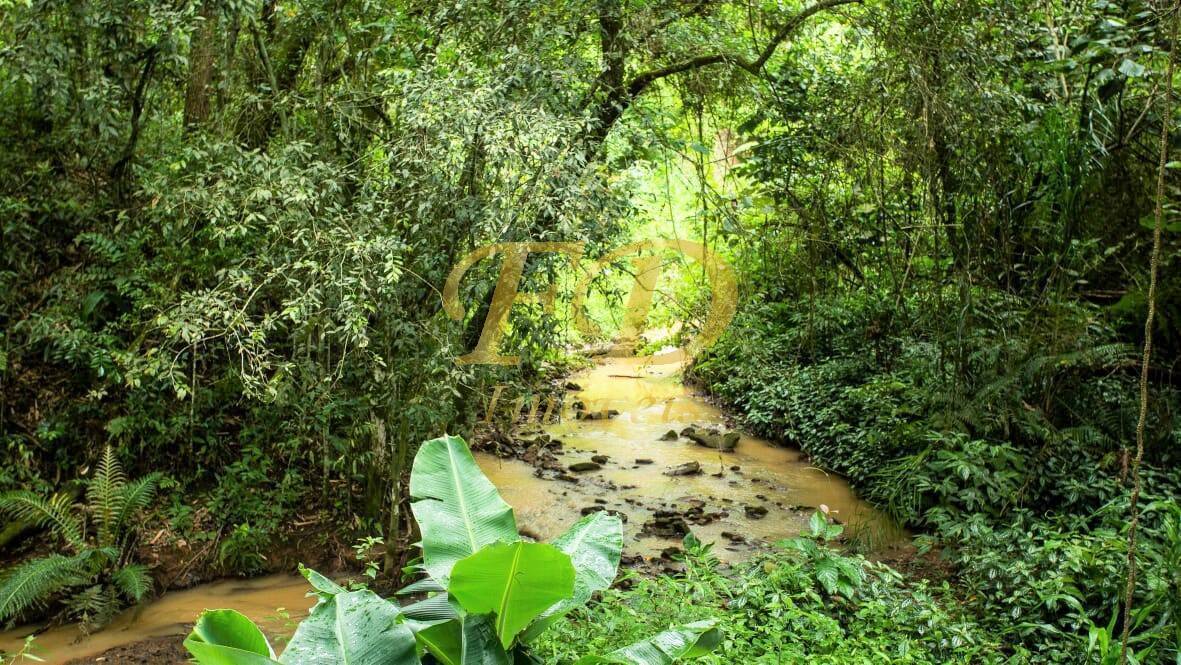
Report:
635,458,654,464
641,510,690,538
681,425,739,452
577,408,620,421
744,504,769,519
591,454,609,464
663,461,702,476
660,429,679,441
581,506,628,522
568,461,602,472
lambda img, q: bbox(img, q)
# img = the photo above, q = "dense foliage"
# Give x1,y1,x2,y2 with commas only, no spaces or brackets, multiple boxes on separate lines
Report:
1,0,1178,662
183,435,721,664
682,1,1181,660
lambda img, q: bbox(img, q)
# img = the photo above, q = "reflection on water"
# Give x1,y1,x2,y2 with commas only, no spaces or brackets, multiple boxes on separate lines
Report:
477,355,904,560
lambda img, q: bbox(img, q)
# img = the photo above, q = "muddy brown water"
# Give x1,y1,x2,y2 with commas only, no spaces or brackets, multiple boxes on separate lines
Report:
476,355,904,560
0,574,312,663
0,354,902,664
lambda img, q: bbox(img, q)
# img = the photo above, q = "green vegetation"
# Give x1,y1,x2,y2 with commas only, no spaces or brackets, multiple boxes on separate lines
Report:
0,446,158,630
538,523,999,664
693,297,1181,660
183,435,721,664
1,0,1179,662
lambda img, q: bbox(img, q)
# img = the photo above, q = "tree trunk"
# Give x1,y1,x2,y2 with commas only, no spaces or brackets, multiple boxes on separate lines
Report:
183,0,219,130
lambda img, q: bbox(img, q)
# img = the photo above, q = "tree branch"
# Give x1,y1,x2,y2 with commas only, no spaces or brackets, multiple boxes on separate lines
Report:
627,0,860,98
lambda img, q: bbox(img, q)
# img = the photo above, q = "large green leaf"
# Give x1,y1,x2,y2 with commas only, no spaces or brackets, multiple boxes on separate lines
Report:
409,435,518,584
402,592,462,623
184,609,281,665
574,620,721,664
448,541,575,649
415,613,510,665
523,512,622,642
298,565,345,597
280,589,418,664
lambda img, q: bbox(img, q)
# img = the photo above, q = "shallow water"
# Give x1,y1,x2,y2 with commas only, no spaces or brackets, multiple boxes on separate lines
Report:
475,355,904,560
0,354,901,663
0,574,312,664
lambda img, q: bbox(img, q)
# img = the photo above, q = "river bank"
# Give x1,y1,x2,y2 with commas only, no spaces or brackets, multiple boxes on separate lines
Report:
2,355,906,664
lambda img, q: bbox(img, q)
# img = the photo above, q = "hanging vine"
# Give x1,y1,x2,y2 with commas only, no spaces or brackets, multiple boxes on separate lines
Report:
1119,2,1178,663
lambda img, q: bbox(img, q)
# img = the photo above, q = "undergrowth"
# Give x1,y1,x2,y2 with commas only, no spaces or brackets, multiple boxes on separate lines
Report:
690,291,1181,663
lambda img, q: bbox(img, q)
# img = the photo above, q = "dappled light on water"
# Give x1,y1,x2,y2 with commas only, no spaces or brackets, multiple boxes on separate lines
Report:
476,356,904,561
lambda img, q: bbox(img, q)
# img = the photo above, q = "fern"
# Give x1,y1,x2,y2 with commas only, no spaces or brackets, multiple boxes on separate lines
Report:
112,564,152,602
0,491,85,550
114,473,161,537
65,584,120,633
0,447,159,628
0,554,87,622
88,446,128,549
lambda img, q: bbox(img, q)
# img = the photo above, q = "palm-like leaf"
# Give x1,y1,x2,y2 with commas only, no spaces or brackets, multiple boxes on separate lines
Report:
401,592,461,623
408,435,517,584
416,614,509,665
88,446,128,548
281,589,418,664
448,541,575,649
523,511,622,642
0,491,85,550
184,608,281,665
0,554,88,622
113,563,152,602
114,473,161,537
574,620,721,664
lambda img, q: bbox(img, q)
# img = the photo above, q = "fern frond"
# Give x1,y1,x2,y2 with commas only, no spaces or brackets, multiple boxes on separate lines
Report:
88,446,127,549
112,564,152,603
0,491,85,550
1060,425,1113,450
113,473,161,536
0,554,88,622
65,583,119,633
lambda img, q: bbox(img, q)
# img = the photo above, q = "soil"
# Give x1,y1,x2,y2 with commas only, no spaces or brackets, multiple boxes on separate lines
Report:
140,508,356,592
63,636,187,664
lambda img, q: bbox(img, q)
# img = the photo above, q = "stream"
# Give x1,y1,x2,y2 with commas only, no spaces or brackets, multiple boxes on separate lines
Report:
0,355,901,664
475,355,902,560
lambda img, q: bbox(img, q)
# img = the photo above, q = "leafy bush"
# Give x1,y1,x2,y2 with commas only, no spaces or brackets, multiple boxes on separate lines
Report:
182,435,720,664
692,292,1181,662
536,517,998,663
0,447,159,629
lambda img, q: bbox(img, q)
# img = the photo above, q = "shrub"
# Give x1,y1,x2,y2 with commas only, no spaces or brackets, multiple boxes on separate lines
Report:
0,446,159,630
182,435,721,664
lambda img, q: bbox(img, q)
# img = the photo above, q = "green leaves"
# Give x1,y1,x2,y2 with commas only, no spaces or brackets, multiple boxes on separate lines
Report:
184,609,280,665
281,590,417,664
0,491,85,551
409,435,518,584
523,511,623,642
449,541,575,649
185,592,418,665
574,620,721,665
0,554,87,623
415,613,510,665
0,450,159,627
808,509,843,541
185,436,720,665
